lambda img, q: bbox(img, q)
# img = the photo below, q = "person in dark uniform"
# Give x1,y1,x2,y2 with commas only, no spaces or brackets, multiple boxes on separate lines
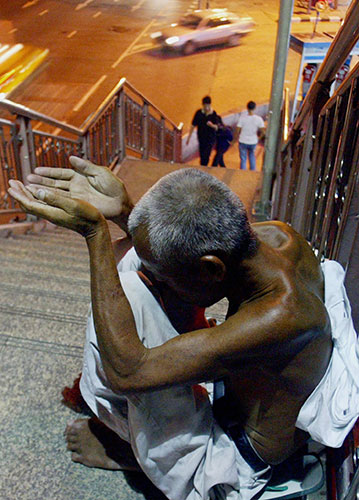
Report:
186,96,220,166
212,118,233,168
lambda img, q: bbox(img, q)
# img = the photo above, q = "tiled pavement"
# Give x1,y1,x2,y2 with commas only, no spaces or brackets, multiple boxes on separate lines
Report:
2,215,333,495
0,224,327,500
0,228,168,500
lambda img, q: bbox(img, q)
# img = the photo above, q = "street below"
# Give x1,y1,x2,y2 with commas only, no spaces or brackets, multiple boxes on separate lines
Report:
0,0,343,165
0,0,282,128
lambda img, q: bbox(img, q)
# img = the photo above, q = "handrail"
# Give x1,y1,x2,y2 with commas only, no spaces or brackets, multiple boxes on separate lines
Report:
0,99,83,136
79,77,127,131
0,117,16,127
0,76,183,204
292,0,359,132
80,77,180,132
33,129,80,144
271,3,359,336
0,78,181,136
119,79,180,129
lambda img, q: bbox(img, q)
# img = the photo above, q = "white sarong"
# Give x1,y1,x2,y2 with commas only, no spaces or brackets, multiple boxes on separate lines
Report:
80,250,358,499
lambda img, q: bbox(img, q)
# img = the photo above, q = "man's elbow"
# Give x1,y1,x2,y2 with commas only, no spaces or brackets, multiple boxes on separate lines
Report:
103,366,141,394
101,354,150,394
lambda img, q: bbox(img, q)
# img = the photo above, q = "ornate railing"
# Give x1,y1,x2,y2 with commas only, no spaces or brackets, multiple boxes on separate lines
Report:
267,5,359,498
0,77,182,218
270,0,359,335
0,118,23,220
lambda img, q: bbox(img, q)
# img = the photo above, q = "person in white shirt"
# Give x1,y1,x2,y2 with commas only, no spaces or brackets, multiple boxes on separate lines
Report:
234,101,265,171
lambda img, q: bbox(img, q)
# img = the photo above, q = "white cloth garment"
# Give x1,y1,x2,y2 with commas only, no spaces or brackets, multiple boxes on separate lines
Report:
80,251,358,499
236,112,264,145
80,248,270,500
296,260,359,447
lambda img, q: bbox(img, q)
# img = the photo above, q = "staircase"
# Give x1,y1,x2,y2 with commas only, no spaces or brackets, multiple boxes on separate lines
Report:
0,226,165,500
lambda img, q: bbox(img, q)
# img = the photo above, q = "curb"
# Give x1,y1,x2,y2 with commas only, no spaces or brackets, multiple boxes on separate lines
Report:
291,14,343,22
0,219,56,238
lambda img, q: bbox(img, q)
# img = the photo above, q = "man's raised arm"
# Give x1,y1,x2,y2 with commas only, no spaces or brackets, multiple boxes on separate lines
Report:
8,168,317,395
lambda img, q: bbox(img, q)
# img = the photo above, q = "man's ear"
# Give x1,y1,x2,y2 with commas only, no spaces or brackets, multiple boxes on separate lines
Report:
199,255,226,283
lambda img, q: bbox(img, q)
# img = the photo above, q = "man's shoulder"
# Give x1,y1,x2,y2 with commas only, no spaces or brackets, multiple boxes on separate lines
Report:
251,221,325,306
237,111,248,124
255,114,265,126
192,109,202,122
251,220,298,249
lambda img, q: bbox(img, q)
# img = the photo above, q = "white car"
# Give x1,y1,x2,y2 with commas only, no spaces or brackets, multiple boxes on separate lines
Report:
150,9,255,55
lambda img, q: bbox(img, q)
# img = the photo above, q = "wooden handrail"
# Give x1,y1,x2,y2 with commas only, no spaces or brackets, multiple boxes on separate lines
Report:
0,78,181,137
0,99,83,136
292,0,359,132
80,77,180,132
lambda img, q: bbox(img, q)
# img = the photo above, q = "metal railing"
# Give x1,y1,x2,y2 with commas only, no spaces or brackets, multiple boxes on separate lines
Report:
0,77,182,218
270,0,359,333
0,118,22,219
269,5,359,498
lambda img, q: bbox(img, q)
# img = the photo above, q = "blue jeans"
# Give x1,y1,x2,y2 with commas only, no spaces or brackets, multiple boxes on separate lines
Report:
239,142,257,171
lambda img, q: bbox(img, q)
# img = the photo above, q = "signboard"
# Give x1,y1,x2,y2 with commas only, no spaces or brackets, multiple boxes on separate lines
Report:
289,33,359,122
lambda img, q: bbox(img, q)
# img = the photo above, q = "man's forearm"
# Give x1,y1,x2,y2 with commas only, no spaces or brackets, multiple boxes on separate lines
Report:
86,221,147,389
232,128,240,144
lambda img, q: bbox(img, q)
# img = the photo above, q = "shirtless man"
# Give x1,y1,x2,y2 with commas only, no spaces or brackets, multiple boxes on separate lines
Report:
8,157,332,495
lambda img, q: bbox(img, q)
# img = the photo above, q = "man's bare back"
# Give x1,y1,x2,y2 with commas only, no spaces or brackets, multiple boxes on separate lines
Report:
136,220,332,464
222,221,332,464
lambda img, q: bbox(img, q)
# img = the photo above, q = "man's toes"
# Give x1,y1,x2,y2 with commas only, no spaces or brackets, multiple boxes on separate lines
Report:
64,420,76,434
66,439,79,451
71,452,83,464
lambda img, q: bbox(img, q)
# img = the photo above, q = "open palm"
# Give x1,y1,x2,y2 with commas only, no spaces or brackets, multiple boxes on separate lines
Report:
27,156,132,219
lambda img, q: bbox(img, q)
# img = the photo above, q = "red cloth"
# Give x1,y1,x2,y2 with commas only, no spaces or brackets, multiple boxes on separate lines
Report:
62,274,211,412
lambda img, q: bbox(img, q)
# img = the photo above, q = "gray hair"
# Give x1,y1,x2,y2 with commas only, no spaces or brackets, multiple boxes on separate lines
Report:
128,168,257,274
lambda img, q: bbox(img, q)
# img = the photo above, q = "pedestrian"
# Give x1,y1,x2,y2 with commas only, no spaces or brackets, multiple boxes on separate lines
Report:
8,158,359,500
211,117,233,168
234,101,265,171
186,95,220,166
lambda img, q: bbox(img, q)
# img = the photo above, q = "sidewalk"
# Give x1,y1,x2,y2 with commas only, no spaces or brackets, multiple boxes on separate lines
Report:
292,1,348,22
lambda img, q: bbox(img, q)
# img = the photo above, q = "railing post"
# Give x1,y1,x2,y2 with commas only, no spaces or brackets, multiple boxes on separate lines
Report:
117,90,126,163
160,117,165,161
79,134,89,160
16,115,36,183
142,102,149,160
174,123,183,163
115,91,124,163
343,220,359,333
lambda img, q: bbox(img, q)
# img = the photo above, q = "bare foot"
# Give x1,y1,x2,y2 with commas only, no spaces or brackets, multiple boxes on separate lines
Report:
65,417,139,471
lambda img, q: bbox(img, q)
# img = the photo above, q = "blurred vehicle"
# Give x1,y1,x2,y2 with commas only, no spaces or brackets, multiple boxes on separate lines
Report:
150,9,255,55
0,43,48,99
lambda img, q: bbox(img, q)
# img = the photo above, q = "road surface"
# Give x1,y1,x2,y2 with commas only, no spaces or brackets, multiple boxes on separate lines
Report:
0,0,342,135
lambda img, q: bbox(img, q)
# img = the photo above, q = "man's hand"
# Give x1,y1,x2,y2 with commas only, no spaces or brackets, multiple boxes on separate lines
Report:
206,121,218,130
27,156,133,221
8,179,105,238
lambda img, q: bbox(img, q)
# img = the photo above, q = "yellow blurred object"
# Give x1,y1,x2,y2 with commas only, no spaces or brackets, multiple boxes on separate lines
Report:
0,43,49,97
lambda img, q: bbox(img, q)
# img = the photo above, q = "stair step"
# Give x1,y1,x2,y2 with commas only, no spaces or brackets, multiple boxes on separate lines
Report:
0,238,89,262
0,288,89,317
0,282,89,304
0,303,87,346
0,254,90,276
0,268,90,293
0,331,83,358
